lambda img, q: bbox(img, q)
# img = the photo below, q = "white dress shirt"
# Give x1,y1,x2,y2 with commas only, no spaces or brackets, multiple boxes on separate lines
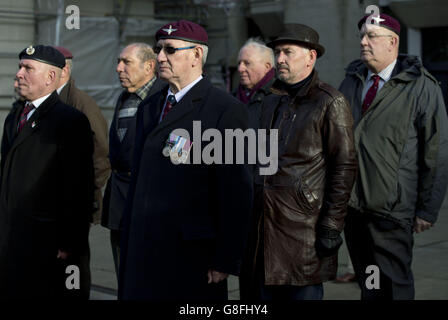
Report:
26,92,52,120
159,75,203,123
361,59,397,103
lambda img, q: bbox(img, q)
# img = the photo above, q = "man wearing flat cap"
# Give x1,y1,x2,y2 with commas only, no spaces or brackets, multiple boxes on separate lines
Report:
339,13,448,300
118,20,252,300
53,46,110,299
240,24,357,300
0,45,94,299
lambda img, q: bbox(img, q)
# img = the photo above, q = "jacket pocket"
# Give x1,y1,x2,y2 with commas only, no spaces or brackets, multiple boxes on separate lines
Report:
295,178,319,213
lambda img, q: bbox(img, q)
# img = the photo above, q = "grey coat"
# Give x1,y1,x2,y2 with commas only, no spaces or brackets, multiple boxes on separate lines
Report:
339,54,448,226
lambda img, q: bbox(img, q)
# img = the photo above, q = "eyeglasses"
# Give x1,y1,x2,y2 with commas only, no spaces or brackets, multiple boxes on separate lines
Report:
153,45,196,55
359,32,394,40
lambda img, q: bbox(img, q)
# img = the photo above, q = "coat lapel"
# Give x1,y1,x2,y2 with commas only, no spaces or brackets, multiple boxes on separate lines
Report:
149,78,210,138
143,87,166,137
6,101,24,145
9,91,58,153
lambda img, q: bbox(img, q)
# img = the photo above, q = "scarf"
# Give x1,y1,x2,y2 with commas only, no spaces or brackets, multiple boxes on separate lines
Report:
237,68,275,104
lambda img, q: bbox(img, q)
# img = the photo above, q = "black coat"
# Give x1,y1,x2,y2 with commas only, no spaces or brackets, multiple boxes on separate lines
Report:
118,78,253,300
102,78,165,230
0,91,94,299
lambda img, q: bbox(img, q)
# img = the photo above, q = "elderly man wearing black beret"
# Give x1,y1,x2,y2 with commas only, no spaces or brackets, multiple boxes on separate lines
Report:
339,14,448,300
118,20,253,300
240,24,357,300
0,45,94,299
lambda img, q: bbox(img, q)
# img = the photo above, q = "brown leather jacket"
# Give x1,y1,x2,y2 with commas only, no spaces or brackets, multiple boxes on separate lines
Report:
256,71,357,286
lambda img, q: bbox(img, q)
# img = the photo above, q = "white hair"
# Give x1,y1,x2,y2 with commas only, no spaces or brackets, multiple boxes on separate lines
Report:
300,47,317,67
185,41,208,66
240,38,274,66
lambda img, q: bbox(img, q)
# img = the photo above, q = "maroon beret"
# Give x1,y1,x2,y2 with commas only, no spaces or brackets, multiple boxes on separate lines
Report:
155,20,208,45
358,13,401,35
53,46,73,59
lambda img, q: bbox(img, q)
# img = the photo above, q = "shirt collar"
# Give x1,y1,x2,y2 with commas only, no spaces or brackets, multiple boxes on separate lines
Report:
29,92,53,109
367,59,397,82
134,76,157,100
56,82,68,95
168,75,203,103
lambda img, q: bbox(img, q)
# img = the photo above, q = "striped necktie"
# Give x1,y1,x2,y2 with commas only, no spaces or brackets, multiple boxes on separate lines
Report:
161,95,176,121
17,102,34,133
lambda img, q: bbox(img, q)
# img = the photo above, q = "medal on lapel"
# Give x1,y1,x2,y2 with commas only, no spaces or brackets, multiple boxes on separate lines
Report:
162,133,178,157
162,132,193,165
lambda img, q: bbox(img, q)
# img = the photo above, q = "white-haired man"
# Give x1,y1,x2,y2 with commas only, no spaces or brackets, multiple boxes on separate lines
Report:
236,38,275,129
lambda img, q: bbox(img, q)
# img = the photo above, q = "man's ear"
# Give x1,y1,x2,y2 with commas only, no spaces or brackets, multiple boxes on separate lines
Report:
146,59,155,74
265,62,272,71
308,49,317,67
389,36,399,50
61,65,69,79
46,69,56,86
192,46,203,67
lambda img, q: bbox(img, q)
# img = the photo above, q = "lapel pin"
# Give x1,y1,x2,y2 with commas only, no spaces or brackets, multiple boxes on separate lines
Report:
31,121,36,128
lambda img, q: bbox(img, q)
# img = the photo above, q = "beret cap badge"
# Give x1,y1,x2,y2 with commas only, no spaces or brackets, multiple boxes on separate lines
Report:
163,25,177,35
19,44,66,69
26,45,35,55
156,20,208,45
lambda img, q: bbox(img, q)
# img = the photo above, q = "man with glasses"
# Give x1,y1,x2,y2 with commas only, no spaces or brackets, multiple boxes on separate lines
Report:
339,13,448,299
101,43,164,280
118,20,252,300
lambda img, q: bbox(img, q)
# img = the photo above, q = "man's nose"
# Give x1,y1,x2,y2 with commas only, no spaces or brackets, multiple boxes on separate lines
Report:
116,61,124,73
360,34,369,46
157,49,167,63
276,52,285,64
16,67,24,78
237,62,245,73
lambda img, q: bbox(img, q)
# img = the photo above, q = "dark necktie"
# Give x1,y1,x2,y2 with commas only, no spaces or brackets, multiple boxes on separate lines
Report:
17,102,34,132
362,75,381,115
161,95,176,121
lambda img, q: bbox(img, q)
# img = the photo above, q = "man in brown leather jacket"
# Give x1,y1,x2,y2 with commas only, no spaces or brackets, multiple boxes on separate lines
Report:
240,24,357,300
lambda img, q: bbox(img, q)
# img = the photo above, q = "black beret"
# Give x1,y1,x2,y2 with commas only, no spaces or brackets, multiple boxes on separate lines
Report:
19,45,66,69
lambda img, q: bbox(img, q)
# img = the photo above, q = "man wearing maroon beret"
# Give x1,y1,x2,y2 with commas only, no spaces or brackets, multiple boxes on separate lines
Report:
118,20,253,300
339,13,448,299
53,46,110,299
54,46,110,226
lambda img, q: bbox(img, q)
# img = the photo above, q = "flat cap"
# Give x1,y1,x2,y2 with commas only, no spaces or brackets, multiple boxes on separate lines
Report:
155,20,208,45
53,46,73,59
358,13,401,35
19,45,66,69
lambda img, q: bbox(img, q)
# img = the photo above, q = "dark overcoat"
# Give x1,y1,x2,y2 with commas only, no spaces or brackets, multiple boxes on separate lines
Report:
0,91,94,299
102,78,165,231
118,78,253,300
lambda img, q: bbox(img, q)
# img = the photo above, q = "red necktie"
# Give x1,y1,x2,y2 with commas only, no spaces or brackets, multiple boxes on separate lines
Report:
362,75,380,115
17,103,34,132
161,95,176,121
